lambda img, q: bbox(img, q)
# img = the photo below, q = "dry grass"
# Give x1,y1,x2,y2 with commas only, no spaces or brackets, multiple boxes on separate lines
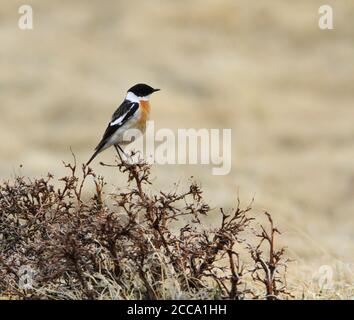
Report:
0,155,290,299
0,0,353,299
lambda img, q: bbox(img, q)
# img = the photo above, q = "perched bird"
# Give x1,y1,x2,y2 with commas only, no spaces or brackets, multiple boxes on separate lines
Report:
86,83,160,165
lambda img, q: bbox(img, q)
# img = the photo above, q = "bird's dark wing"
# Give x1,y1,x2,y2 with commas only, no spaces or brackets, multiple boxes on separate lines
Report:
94,100,139,152
86,99,139,166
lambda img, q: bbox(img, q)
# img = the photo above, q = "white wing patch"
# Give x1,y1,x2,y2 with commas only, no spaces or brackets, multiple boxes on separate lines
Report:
110,114,125,126
109,103,138,126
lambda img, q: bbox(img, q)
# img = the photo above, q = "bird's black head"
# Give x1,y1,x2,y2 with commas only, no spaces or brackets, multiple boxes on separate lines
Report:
127,83,160,97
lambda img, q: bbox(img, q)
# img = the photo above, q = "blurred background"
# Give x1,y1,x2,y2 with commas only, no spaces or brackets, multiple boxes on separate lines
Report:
1,0,353,294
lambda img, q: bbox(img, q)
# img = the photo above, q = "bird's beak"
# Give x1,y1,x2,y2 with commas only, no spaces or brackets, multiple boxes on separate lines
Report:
153,88,160,92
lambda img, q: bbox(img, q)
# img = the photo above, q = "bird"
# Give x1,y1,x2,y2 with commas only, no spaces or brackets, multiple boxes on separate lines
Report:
86,83,160,166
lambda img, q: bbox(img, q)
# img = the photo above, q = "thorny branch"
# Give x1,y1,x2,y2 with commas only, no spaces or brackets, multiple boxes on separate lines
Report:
0,152,290,299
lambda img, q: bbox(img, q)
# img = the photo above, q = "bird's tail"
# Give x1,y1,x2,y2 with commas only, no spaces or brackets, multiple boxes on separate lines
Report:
86,149,101,166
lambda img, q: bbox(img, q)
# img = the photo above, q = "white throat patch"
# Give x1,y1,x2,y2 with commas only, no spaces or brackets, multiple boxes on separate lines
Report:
126,92,150,103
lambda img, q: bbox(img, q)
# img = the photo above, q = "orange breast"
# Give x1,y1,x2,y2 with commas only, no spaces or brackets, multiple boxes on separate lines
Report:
137,100,151,131
140,100,151,113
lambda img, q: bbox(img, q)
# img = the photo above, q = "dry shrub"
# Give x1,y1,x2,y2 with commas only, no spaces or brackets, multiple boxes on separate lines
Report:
0,153,290,299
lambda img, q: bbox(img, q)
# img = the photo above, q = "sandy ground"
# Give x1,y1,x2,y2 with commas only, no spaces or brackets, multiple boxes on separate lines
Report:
0,0,353,298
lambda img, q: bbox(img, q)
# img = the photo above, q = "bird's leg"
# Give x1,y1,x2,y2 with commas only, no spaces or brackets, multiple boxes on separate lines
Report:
114,144,124,163
117,145,130,159
116,144,135,164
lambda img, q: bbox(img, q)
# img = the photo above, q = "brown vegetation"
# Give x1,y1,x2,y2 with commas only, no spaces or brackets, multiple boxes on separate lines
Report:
0,154,289,299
